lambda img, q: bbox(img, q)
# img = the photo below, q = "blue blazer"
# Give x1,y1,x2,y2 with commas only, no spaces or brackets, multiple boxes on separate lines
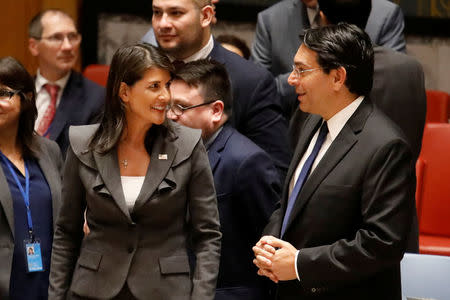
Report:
209,124,280,300
47,71,105,156
209,42,291,180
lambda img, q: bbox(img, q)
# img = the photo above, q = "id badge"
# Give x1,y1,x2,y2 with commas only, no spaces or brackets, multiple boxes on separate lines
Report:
23,240,44,272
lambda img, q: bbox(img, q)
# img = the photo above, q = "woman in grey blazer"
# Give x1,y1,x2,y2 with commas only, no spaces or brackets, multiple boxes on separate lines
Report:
0,57,62,299
48,43,221,300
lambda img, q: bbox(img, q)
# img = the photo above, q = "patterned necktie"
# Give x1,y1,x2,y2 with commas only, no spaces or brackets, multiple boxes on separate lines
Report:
280,122,329,237
37,83,60,137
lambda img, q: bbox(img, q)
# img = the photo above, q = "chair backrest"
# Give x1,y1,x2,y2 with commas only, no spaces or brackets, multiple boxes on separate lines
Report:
82,64,110,87
425,90,449,123
401,253,450,300
416,123,450,237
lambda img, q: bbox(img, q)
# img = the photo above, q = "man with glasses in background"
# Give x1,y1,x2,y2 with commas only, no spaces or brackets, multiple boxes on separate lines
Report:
28,9,104,155
168,59,280,300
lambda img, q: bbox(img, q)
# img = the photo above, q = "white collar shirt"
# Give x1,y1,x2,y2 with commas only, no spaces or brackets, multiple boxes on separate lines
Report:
34,69,71,130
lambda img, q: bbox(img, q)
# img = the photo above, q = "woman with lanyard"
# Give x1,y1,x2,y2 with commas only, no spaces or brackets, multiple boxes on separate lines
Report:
0,56,62,299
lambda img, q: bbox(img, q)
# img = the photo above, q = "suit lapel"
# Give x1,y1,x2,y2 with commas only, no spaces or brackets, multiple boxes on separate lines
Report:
133,130,178,211
34,144,61,229
207,124,233,174
49,72,82,141
93,148,131,221
283,116,322,209
0,168,15,239
284,100,373,232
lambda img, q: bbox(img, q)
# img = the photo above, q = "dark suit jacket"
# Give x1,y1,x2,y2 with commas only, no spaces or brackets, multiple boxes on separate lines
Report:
289,47,424,252
47,71,105,156
209,42,291,180
264,99,415,300
209,124,280,300
251,0,406,118
48,122,221,300
0,136,62,298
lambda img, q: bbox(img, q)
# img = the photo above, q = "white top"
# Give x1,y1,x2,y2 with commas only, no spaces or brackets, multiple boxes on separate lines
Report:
290,96,364,280
121,176,145,210
34,69,71,130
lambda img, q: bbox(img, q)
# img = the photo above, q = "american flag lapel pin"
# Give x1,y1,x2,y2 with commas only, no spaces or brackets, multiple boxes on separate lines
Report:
158,154,168,160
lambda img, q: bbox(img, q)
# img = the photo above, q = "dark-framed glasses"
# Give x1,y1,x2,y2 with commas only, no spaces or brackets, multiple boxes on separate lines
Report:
0,89,20,101
169,100,218,116
291,65,323,78
34,32,81,46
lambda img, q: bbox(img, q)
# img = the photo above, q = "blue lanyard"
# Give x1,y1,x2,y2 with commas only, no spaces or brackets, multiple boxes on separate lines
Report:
0,152,33,239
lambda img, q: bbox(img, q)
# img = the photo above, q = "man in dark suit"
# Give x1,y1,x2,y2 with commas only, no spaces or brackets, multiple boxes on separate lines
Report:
288,0,424,252
168,59,281,300
28,9,104,155
252,0,407,118
147,0,291,180
253,23,415,300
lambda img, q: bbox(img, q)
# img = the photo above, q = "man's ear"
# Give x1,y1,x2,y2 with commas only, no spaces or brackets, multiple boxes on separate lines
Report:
119,82,130,103
330,66,347,92
211,100,224,122
28,38,39,57
200,5,215,28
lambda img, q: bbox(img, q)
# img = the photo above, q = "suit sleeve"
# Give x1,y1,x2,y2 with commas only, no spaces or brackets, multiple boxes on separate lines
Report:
251,12,273,71
378,4,406,52
234,150,281,239
48,146,86,300
188,140,222,300
297,140,414,287
251,13,297,120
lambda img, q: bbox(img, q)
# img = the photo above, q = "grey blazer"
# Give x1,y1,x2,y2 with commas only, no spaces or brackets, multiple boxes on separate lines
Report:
251,0,406,117
48,122,221,300
0,136,63,298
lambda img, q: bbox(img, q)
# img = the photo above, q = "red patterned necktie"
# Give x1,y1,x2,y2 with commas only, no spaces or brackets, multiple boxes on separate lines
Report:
37,83,60,137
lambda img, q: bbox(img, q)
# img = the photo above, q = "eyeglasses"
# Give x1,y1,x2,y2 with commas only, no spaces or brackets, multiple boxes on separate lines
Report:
169,100,218,116
34,32,81,46
291,65,323,78
0,89,19,101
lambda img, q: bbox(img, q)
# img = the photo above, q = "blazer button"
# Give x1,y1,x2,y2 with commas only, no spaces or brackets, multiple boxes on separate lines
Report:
129,222,137,228
127,247,134,253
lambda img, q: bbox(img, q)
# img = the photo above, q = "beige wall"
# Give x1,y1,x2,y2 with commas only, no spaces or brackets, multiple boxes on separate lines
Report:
0,0,80,75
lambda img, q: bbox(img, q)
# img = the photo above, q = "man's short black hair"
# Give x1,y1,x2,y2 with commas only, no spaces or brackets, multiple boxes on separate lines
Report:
173,59,233,117
302,22,374,96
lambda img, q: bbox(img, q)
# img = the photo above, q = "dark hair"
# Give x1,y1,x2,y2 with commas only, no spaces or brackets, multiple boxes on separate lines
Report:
0,57,38,158
302,23,374,96
318,0,371,30
173,59,232,117
90,43,174,154
28,9,76,38
216,34,251,59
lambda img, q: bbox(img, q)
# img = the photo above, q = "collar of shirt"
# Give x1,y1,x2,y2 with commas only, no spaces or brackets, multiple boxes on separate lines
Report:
326,95,365,141
169,35,214,63
307,5,320,28
35,69,71,95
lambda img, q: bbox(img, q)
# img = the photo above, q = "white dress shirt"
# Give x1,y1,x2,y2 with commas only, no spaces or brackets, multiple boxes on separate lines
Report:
290,96,364,280
34,70,71,131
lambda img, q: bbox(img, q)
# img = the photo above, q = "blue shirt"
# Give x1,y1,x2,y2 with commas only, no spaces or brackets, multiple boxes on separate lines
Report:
0,154,53,300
